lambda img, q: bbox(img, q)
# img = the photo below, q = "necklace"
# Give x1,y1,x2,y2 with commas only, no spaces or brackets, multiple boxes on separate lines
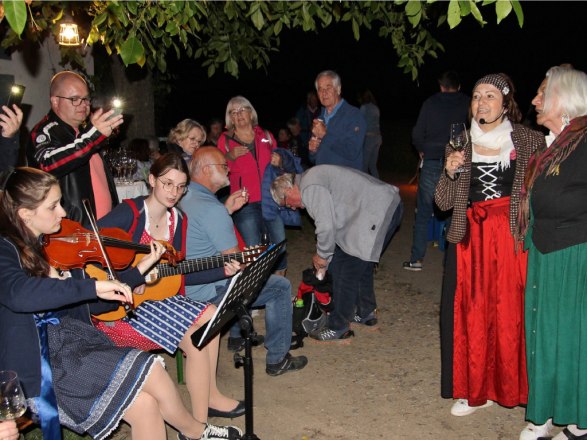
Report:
149,214,165,229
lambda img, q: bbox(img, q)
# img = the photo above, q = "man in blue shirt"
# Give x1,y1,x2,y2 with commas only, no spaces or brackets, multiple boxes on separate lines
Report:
182,147,308,376
403,71,469,271
309,70,366,170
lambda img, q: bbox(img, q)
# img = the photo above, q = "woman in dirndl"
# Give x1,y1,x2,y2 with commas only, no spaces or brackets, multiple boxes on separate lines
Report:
435,73,546,417
0,167,241,440
518,66,587,440
97,153,246,421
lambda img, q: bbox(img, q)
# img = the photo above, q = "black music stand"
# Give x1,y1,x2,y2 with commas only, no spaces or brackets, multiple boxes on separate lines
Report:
192,240,286,440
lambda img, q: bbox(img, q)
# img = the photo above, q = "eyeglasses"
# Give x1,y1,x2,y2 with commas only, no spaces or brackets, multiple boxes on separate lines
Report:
187,136,205,146
55,96,92,106
206,163,229,171
229,107,250,117
158,179,188,194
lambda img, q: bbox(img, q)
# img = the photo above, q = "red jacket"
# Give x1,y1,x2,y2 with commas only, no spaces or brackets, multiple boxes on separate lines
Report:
217,125,276,203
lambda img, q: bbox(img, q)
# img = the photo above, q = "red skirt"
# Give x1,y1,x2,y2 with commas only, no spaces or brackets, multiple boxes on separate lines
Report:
453,196,528,407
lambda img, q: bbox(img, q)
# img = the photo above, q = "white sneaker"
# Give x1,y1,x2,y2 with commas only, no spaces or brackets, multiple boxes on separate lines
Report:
519,419,553,440
450,398,493,416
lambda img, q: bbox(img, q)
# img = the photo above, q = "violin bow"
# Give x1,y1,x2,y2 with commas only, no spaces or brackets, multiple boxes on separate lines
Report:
82,199,135,317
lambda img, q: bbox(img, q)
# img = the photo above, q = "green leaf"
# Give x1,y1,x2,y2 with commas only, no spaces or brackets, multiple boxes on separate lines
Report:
468,1,486,25
496,0,512,24
447,0,462,29
126,1,138,15
459,0,471,17
93,12,108,27
510,0,524,27
251,5,265,29
351,17,360,40
3,0,28,37
120,36,145,66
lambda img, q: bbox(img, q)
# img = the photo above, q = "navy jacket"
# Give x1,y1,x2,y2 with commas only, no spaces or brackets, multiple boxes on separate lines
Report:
0,237,119,398
310,100,366,170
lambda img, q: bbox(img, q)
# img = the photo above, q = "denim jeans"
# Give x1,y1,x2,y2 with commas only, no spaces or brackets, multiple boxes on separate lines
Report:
410,159,443,262
212,274,292,365
327,201,404,331
233,202,286,270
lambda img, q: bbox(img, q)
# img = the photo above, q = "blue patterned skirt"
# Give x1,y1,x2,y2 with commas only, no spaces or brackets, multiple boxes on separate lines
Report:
47,316,163,439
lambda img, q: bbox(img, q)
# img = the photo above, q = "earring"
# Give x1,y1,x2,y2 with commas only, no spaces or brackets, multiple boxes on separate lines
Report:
562,113,570,126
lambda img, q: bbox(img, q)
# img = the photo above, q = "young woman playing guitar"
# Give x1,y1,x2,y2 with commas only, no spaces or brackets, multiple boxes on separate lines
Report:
97,153,249,423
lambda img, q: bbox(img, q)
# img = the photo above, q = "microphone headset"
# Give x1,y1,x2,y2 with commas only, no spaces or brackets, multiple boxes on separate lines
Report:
479,107,507,125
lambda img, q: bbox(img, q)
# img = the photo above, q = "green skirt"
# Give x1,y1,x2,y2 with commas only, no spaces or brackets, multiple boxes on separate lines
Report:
525,238,587,427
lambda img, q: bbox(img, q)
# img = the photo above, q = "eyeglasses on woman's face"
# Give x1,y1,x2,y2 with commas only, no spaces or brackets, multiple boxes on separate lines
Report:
55,95,92,107
158,178,188,194
229,107,251,117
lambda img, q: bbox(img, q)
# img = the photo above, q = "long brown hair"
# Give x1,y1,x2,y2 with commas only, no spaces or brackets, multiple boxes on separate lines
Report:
0,168,58,276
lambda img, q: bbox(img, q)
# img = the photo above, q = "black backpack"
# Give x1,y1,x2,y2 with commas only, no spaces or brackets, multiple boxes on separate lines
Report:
291,268,333,349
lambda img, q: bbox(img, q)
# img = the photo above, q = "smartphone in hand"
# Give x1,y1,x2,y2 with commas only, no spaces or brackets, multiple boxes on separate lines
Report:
106,97,123,120
4,84,25,108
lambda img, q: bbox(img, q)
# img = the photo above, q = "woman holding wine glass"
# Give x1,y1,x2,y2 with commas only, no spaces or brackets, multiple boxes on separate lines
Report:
435,73,546,417
0,167,242,439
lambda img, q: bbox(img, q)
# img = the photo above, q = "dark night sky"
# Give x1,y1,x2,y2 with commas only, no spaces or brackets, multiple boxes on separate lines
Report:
160,1,587,135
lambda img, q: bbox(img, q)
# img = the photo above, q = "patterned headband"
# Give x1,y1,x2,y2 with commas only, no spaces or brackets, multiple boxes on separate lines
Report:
473,74,510,96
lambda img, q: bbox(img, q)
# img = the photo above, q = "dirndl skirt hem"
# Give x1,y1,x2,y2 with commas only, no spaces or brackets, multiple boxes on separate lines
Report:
47,316,165,439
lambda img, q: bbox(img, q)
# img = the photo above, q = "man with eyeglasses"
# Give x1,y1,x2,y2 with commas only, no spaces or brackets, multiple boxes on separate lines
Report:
181,147,308,376
309,70,366,171
27,70,124,222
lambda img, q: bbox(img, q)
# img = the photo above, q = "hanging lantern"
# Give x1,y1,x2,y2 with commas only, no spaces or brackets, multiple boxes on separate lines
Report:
58,19,80,46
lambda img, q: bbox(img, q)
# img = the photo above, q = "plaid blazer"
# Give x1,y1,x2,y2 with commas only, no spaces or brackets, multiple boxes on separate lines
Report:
435,123,546,244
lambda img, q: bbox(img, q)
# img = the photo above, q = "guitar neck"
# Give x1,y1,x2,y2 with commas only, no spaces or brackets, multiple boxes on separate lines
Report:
155,252,247,278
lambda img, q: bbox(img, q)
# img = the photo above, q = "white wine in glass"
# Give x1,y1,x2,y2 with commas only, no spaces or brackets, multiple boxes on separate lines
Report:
449,122,468,174
0,371,27,421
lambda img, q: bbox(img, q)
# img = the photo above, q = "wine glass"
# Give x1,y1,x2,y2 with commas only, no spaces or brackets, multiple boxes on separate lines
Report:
0,371,27,421
449,122,468,174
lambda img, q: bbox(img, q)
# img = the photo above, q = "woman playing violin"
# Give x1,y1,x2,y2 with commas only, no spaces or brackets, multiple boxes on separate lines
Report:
97,153,247,422
0,167,241,439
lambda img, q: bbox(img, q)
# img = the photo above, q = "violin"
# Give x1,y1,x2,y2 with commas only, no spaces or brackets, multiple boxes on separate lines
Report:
42,218,182,271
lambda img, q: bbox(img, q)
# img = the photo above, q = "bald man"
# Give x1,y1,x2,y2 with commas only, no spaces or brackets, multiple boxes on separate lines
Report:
181,147,308,376
27,71,124,222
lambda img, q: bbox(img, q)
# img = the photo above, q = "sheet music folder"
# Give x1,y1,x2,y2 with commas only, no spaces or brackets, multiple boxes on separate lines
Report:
192,240,286,349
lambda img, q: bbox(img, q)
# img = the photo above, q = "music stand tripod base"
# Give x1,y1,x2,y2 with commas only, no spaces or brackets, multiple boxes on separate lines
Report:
191,241,286,440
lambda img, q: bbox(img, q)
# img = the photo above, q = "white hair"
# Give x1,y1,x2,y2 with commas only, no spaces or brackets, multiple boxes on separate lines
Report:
543,66,587,119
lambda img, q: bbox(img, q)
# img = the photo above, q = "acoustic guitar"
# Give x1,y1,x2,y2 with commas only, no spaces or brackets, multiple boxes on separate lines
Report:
89,245,267,321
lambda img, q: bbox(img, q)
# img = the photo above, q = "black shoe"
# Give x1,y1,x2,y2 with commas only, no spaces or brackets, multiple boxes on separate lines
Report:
227,334,265,352
208,400,245,418
178,423,243,440
266,352,308,376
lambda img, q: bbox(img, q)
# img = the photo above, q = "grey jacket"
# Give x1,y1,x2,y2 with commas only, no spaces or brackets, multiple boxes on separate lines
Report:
300,165,401,262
